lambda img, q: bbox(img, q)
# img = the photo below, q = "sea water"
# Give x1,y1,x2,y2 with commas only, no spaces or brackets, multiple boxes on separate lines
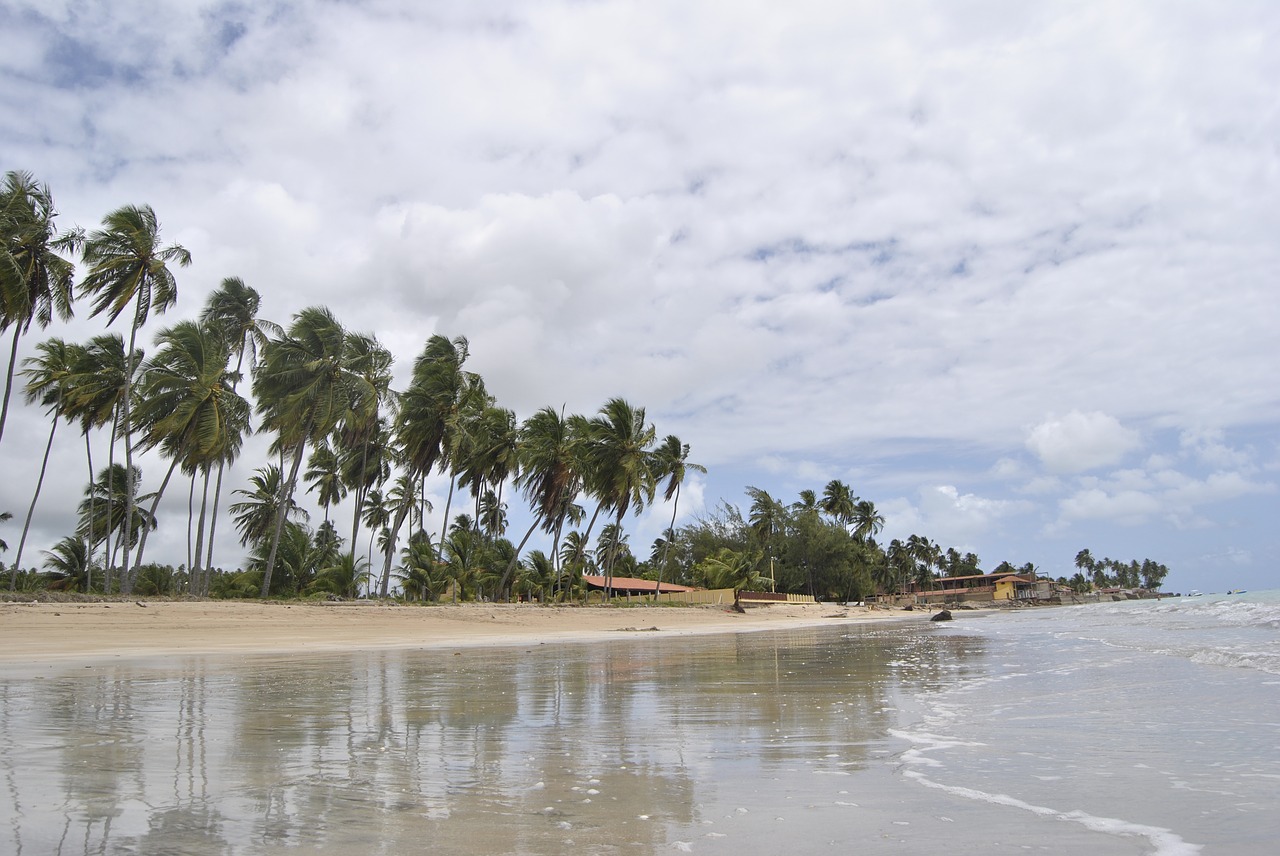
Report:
1,594,1276,854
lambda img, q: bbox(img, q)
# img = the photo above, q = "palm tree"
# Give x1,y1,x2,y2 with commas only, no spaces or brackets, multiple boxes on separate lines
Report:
64,334,137,588
305,442,346,526
308,553,368,600
820,479,857,528
746,486,784,591
79,204,190,593
198,277,279,586
1,171,80,446
396,531,445,602
128,320,249,586
229,465,308,548
253,307,372,597
499,406,585,596
8,338,77,588
390,334,482,586
581,398,656,597
851,499,885,542
651,435,705,598
42,535,91,592
336,333,394,564
76,463,156,577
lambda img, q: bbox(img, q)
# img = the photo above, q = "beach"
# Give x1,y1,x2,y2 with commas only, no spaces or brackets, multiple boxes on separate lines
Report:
0,598,920,666
3,594,1274,855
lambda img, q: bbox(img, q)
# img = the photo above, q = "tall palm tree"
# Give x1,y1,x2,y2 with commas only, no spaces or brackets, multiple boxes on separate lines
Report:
499,406,584,596
390,334,482,587
1,170,80,445
581,398,656,597
8,338,77,588
128,319,248,585
253,306,371,597
337,333,394,563
198,277,279,583
746,486,784,591
79,204,190,593
651,435,705,597
66,333,138,589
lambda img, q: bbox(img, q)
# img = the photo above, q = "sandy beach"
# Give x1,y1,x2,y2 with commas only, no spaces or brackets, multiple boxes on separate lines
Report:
0,598,923,666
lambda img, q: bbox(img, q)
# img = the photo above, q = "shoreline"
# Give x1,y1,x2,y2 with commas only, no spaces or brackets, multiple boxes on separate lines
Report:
0,599,938,669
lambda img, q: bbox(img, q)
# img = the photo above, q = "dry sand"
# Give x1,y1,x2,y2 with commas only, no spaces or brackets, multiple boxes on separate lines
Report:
0,599,925,666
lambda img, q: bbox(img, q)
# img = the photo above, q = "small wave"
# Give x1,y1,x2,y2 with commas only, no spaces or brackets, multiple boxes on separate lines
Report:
892,729,1202,855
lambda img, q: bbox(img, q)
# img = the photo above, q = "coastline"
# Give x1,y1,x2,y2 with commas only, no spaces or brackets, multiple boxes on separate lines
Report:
0,599,931,668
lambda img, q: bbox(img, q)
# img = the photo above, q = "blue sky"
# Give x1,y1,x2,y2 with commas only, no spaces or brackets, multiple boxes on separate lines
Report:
2,1,1277,593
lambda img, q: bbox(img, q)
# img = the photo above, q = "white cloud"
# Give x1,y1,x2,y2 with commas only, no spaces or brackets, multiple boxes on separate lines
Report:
1026,411,1142,474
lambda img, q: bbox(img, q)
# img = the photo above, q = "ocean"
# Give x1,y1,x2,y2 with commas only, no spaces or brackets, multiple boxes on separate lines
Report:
1,593,1276,854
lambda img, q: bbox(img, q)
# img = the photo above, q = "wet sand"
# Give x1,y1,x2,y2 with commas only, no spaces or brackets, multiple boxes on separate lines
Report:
0,599,923,666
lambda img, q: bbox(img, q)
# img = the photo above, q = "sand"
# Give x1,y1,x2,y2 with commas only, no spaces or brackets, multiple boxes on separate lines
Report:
0,598,924,666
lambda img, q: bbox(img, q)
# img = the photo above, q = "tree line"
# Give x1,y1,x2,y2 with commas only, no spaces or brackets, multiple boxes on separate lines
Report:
3,170,1171,602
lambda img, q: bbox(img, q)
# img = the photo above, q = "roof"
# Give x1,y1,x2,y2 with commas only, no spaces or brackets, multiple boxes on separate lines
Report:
581,575,697,593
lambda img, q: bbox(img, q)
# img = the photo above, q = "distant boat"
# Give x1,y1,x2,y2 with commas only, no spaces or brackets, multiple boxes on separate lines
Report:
1227,589,1248,595
1187,590,1203,597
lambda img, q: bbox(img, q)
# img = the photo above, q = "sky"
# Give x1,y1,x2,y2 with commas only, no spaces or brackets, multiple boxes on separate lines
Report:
1,0,1277,594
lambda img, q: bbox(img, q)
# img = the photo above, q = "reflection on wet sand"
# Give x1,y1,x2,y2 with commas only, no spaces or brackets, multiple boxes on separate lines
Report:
1,624,986,854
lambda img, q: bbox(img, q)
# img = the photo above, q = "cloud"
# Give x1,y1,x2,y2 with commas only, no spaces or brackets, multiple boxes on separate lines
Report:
1026,411,1141,474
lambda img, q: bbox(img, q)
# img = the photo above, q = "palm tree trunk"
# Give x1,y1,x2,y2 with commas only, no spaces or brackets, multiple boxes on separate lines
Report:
203,459,227,596
84,432,95,592
498,516,542,598
131,454,181,575
654,483,681,600
119,320,140,595
438,474,456,545
191,467,211,597
262,438,308,598
0,325,22,446
10,416,58,583
186,473,196,585
378,502,410,598
103,419,118,592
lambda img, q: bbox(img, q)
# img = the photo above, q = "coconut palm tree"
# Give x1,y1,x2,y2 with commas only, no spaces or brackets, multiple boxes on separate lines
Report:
75,463,156,577
42,535,92,592
498,406,585,596
128,319,249,585
746,486,784,591
851,499,885,542
7,338,77,588
253,306,372,596
336,333,394,563
64,333,140,588
305,442,345,526
581,398,656,597
230,465,308,549
650,435,705,598
198,278,279,580
820,479,857,529
1,171,80,446
79,204,190,592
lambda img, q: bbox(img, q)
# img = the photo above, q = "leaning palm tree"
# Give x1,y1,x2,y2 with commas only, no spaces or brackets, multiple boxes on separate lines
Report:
650,435,705,598
79,204,190,593
75,463,156,578
581,398,656,597
0,170,80,446
198,277,279,581
851,499,884,542
252,307,372,596
498,406,584,596
128,319,249,587
7,338,78,589
65,334,138,587
304,441,346,527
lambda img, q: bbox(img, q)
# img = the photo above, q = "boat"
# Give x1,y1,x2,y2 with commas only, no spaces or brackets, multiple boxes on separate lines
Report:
1186,590,1203,597
1226,589,1248,595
